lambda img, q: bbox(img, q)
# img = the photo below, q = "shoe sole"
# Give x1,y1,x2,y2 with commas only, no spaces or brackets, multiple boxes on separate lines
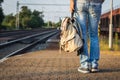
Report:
91,69,99,72
78,68,90,73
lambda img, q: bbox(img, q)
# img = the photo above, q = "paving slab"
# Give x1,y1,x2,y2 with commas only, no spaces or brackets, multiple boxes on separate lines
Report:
0,38,120,80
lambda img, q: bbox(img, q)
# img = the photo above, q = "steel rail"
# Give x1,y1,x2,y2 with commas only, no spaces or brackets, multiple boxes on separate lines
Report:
0,30,58,62
0,30,56,48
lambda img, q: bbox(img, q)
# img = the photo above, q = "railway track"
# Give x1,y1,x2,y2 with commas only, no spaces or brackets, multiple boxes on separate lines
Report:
0,29,59,62
0,28,54,43
0,28,53,37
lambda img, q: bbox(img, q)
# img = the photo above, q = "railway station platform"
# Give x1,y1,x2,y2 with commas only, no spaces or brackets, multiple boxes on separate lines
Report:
0,37,120,80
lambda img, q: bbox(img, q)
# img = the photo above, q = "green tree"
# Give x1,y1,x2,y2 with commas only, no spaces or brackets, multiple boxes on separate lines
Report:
19,6,32,29
54,21,61,28
44,21,61,28
2,14,16,30
21,17,31,29
2,5,44,30
19,6,44,29
28,10,44,28
20,6,31,18
0,8,4,26
0,0,4,29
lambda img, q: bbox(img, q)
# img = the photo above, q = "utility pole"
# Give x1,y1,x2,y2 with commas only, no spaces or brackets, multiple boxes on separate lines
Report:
109,0,113,49
16,1,19,30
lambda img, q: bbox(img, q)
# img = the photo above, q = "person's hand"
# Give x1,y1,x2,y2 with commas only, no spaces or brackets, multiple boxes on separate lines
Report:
70,0,74,13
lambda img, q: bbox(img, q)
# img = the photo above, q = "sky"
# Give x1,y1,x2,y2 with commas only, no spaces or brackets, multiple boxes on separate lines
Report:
1,0,120,22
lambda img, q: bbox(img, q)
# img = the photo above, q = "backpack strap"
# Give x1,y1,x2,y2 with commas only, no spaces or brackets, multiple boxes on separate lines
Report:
70,12,83,39
70,17,83,39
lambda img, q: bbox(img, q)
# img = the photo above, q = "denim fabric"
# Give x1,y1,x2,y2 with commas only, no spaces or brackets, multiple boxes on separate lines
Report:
75,1,102,68
77,0,103,3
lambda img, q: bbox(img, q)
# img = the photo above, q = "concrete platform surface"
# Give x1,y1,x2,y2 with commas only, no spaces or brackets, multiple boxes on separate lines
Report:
0,42,120,80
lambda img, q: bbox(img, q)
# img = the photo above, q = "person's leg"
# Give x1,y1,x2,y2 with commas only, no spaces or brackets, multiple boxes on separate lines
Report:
76,3,89,72
88,2,102,71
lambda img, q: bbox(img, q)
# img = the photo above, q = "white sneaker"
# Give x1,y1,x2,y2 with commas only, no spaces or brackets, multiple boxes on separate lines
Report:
91,67,99,72
78,67,90,73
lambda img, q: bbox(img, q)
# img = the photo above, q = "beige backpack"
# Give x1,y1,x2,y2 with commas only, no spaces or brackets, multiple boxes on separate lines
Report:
60,17,83,53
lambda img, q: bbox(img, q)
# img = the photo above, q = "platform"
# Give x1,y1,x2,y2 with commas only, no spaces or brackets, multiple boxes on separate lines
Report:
0,39,120,80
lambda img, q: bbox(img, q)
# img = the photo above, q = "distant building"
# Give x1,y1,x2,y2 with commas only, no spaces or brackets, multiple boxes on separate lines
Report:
100,6,120,38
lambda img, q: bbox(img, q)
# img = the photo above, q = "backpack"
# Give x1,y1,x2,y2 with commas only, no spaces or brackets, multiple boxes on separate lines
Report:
60,17,83,53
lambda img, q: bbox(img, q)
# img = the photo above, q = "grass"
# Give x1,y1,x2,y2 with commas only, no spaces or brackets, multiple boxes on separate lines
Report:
87,36,120,51
99,37,120,51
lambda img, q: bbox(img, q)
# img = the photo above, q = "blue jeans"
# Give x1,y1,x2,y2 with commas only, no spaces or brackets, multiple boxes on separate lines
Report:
75,2,102,68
